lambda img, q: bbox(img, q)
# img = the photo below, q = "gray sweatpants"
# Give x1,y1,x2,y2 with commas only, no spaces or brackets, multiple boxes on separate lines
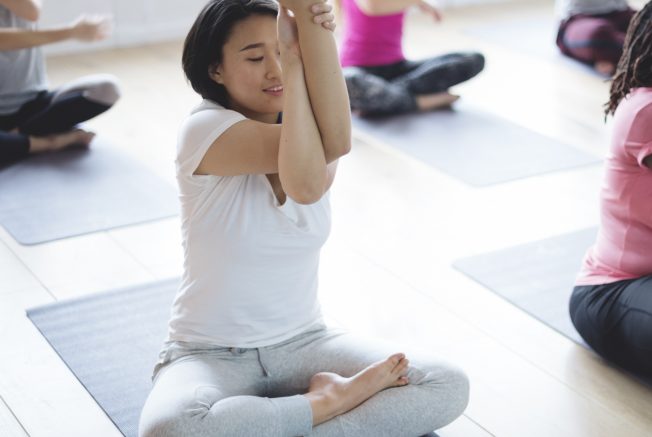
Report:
138,322,469,437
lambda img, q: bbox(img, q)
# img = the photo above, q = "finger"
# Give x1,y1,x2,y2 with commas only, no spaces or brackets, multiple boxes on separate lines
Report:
311,2,332,14
313,13,334,24
321,21,336,31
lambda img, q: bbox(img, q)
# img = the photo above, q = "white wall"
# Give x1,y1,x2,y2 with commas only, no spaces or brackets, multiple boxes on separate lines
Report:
40,0,519,55
41,0,208,55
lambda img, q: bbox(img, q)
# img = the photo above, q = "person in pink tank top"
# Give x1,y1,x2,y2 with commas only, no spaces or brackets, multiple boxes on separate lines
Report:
338,0,484,116
569,2,652,379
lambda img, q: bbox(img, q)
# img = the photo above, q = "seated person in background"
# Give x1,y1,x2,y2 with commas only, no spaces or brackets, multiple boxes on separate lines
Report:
555,0,636,75
0,0,120,167
570,2,652,379
338,0,484,117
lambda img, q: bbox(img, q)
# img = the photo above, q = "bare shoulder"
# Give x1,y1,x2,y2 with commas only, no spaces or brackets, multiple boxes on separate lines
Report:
194,118,282,177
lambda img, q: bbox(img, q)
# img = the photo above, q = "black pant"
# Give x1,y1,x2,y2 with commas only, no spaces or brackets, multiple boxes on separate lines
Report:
343,52,485,116
0,90,110,167
570,275,652,378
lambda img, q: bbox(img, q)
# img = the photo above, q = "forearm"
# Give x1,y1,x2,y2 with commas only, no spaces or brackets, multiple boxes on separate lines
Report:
293,4,351,162
355,0,421,16
0,0,41,21
278,54,329,204
0,27,73,50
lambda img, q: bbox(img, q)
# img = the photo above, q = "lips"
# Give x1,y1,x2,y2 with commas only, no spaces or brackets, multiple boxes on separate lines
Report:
263,85,283,96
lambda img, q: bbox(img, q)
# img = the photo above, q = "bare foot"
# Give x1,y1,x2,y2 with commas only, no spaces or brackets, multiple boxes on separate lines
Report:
304,353,410,425
594,61,616,76
29,129,95,154
416,92,459,112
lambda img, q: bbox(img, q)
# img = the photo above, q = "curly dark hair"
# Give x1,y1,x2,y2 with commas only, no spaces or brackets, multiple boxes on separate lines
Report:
182,0,278,107
605,1,652,116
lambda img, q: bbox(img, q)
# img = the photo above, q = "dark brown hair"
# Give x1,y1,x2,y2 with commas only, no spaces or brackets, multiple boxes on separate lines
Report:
606,2,652,116
182,0,278,107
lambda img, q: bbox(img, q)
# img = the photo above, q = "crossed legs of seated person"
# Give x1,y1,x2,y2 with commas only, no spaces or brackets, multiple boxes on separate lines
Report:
0,74,120,166
139,325,469,437
343,52,485,117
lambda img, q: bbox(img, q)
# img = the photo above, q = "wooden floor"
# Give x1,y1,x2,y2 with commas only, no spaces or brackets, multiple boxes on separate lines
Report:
2,0,651,436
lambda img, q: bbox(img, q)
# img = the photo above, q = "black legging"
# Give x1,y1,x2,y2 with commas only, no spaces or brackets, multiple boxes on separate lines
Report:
0,90,111,167
570,275,652,378
343,52,485,116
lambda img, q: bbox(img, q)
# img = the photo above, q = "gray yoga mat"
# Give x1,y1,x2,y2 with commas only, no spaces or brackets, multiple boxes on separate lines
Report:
0,140,178,245
26,279,179,437
27,280,444,437
453,228,598,344
352,105,601,186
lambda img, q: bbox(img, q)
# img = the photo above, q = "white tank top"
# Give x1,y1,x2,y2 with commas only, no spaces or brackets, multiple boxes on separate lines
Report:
168,100,330,348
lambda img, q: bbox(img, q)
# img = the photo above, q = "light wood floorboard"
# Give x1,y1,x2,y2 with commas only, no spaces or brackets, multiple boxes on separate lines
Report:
1,0,650,435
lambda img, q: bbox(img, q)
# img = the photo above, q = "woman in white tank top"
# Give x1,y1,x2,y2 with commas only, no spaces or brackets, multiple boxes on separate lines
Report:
139,1,470,435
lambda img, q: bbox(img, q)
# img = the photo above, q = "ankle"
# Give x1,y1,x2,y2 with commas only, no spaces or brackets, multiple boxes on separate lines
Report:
28,136,53,153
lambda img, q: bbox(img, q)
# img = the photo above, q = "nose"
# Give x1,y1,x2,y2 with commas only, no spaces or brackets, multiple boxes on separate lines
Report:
265,54,281,81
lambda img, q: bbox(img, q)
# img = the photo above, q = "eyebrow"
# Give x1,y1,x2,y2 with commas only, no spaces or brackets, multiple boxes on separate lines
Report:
239,42,265,52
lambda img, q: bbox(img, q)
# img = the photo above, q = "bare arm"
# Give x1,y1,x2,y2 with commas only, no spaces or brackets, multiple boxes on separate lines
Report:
283,0,351,162
197,8,332,203
0,27,72,50
196,6,340,202
0,0,41,21
0,15,110,50
277,42,330,203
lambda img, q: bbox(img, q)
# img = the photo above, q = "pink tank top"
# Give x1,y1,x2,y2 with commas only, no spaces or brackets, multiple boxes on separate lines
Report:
576,87,652,285
339,0,405,67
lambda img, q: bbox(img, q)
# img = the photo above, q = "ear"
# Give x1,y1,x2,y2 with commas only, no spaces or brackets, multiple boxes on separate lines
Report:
209,64,224,85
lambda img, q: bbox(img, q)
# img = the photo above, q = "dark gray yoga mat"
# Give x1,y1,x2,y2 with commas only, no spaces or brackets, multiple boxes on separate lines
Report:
26,279,179,437
453,228,598,344
0,140,178,245
353,105,601,186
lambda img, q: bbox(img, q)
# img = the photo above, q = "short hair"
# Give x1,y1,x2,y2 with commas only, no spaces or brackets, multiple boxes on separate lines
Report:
182,0,278,107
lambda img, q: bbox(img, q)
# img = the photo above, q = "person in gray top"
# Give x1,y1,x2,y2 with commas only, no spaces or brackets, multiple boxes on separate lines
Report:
555,0,636,75
0,0,120,167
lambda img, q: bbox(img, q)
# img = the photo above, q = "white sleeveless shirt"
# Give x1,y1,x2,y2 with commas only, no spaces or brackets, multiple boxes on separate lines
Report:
168,100,330,348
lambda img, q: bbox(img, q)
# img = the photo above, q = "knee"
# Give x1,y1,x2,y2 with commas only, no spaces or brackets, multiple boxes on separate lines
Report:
466,52,485,76
419,363,470,425
85,74,121,106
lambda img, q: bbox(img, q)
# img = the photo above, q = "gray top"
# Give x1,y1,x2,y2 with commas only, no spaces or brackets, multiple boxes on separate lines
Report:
555,0,630,19
0,5,48,115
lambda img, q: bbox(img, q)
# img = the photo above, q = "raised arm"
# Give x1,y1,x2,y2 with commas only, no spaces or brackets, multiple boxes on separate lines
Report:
0,15,110,50
0,0,41,21
276,5,332,203
197,7,334,203
281,0,351,162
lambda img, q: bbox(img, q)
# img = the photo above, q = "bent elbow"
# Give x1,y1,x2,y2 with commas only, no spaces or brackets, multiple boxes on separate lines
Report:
285,180,327,205
288,189,323,205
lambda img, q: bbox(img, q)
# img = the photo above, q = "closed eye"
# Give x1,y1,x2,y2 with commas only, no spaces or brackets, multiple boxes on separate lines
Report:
248,57,264,62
